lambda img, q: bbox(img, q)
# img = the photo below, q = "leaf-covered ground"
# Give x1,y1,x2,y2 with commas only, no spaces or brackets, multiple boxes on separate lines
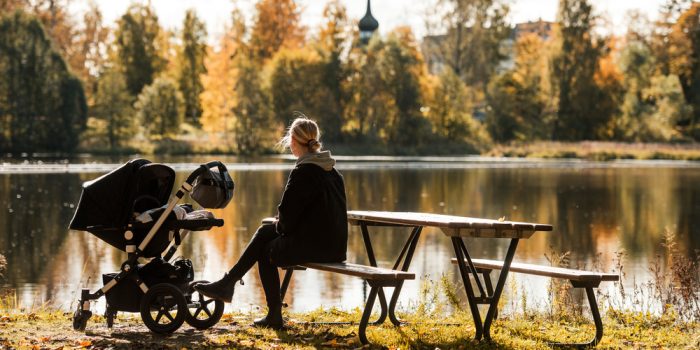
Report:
1,308,698,349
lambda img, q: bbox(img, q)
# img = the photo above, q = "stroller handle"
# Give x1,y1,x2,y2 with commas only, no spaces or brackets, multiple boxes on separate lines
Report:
185,161,227,185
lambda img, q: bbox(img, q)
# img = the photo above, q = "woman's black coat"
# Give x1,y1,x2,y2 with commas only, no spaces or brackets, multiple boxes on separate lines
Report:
270,163,348,266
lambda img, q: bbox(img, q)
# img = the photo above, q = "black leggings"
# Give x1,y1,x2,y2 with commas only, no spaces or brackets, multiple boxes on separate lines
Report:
227,224,282,309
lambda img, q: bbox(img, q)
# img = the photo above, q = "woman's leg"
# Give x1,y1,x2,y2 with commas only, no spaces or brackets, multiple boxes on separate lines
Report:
194,224,278,302
226,224,278,280
253,242,284,328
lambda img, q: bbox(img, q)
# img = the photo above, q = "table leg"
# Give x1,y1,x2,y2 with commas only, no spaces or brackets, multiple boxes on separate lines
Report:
483,238,519,341
388,226,422,326
360,223,388,325
451,236,483,340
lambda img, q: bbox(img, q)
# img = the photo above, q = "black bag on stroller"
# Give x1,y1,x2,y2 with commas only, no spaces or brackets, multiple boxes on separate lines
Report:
69,159,234,334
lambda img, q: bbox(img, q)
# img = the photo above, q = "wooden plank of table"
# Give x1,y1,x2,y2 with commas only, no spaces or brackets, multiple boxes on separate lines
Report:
347,210,553,239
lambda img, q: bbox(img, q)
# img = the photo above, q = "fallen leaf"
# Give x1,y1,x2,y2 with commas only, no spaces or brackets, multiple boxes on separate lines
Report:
78,339,92,347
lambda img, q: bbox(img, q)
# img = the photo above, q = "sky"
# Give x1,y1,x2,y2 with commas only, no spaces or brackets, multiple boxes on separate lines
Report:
70,0,669,43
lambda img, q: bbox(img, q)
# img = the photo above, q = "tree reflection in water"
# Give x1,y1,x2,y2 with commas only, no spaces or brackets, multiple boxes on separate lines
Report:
1,164,698,313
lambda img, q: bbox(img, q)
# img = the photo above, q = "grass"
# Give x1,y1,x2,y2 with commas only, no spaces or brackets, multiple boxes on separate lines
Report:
0,302,698,349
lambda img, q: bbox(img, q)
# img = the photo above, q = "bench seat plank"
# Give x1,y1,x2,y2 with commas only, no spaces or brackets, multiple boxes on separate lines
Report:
300,262,415,281
451,258,619,282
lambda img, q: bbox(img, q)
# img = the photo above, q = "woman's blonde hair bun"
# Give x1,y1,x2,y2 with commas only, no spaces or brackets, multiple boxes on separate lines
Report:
279,112,322,152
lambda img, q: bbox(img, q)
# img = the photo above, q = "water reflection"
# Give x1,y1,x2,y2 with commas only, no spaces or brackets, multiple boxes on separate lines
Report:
1,164,699,315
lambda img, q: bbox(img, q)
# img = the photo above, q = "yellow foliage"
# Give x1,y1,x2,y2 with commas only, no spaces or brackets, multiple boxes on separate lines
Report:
200,31,237,138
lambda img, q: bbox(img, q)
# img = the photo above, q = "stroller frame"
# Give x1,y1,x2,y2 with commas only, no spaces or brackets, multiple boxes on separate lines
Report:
72,161,229,334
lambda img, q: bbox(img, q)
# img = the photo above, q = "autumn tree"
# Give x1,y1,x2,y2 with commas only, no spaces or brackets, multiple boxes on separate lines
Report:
28,0,76,63
426,0,511,91
651,0,691,75
177,9,207,125
0,10,87,152
200,17,239,140
115,3,165,97
72,1,109,100
669,2,700,135
249,0,305,62
135,77,184,138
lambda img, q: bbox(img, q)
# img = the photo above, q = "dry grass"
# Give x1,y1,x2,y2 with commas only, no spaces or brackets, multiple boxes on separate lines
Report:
487,141,700,160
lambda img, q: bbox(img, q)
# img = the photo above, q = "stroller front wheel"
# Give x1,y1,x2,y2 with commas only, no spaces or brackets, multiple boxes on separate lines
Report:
185,280,225,329
72,304,92,331
140,283,187,334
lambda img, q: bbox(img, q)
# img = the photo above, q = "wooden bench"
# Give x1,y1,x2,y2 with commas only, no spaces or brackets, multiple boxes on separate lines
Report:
279,262,415,345
451,258,619,348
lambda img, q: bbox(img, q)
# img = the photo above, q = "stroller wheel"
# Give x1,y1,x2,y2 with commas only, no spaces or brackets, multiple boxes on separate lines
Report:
140,283,187,334
185,280,224,329
72,305,92,331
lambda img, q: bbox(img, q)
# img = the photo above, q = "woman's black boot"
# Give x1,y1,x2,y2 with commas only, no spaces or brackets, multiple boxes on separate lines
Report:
194,274,237,303
253,306,284,329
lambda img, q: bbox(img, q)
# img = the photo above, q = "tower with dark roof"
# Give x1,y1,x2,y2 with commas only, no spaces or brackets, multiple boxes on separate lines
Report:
358,0,378,44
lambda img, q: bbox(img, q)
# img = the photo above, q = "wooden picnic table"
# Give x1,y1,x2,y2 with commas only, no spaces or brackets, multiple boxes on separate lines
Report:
346,210,554,342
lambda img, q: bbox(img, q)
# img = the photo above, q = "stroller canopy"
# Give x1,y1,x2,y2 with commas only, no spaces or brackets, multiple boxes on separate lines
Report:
69,159,175,232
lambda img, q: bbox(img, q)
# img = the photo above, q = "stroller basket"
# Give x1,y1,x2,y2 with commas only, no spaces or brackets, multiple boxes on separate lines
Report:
69,159,233,334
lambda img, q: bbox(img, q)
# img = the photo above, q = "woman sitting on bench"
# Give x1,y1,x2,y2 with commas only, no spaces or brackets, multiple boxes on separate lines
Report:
195,115,348,329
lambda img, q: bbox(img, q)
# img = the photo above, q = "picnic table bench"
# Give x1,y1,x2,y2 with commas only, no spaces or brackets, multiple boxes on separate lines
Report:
451,258,619,347
260,218,414,345
279,263,414,344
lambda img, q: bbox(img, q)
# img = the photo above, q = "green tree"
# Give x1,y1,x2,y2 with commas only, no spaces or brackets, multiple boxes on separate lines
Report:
485,34,552,142
225,9,276,154
0,10,87,152
376,28,431,147
550,0,607,140
312,0,349,140
135,77,183,138
93,68,135,149
343,35,389,141
429,68,483,142
269,49,325,127
115,3,164,97
614,41,687,141
427,0,511,90
232,53,275,154
177,9,207,126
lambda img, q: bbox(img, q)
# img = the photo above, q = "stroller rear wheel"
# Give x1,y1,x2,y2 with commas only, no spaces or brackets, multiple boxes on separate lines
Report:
139,283,187,334
185,280,224,329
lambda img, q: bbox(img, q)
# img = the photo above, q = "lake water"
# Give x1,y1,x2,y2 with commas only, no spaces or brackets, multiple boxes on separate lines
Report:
1,156,699,316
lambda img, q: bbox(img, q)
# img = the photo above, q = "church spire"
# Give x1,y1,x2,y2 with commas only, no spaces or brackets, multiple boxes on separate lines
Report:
358,0,378,44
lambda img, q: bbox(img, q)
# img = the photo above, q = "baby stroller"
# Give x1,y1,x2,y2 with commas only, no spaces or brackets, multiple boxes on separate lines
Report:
68,159,234,334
